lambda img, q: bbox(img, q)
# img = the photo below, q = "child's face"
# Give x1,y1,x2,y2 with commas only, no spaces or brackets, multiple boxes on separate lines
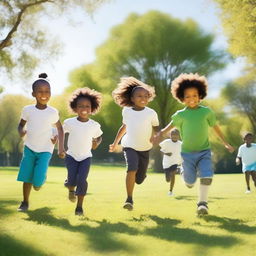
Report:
131,88,149,109
244,134,253,144
183,87,200,108
75,98,92,120
32,83,51,106
170,132,179,141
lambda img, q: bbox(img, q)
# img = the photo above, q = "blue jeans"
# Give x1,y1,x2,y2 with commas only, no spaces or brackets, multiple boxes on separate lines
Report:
181,149,213,185
65,154,91,196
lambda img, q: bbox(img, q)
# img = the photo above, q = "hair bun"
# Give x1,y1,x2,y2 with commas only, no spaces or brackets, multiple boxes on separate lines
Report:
38,73,48,79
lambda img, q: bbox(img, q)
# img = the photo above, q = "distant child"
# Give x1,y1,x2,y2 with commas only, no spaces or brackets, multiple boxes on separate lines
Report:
17,73,65,212
109,77,159,211
159,128,182,196
236,132,256,193
159,73,234,216
63,88,103,216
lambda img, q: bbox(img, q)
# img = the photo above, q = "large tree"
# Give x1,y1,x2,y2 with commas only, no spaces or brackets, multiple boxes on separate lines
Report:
67,11,229,170
213,0,256,64
0,0,107,78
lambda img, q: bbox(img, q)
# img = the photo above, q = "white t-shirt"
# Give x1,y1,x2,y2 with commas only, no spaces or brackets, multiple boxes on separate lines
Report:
237,143,256,170
63,117,103,161
21,105,59,153
159,139,182,168
121,107,159,151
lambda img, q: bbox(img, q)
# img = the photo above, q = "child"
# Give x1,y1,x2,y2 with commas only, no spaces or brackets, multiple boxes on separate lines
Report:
236,132,256,193
159,73,234,216
63,88,103,216
109,77,159,211
159,128,182,196
17,73,65,212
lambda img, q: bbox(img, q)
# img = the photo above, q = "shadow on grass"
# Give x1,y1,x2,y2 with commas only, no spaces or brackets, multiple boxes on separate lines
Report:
25,207,139,253
204,215,256,234
132,215,238,248
175,196,227,201
0,200,19,216
0,234,45,256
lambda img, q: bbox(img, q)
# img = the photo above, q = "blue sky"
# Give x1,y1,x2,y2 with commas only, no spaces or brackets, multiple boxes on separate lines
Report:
2,0,245,97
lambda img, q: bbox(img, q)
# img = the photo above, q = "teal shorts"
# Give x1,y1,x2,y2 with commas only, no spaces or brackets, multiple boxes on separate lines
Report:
17,146,52,187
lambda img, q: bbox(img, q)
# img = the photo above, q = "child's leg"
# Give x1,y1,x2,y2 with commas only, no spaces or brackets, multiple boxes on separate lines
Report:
75,158,91,210
245,171,251,190
33,152,52,190
180,153,197,188
135,150,150,184
126,171,137,198
251,171,256,187
199,178,212,202
65,155,79,200
170,171,176,192
23,182,32,202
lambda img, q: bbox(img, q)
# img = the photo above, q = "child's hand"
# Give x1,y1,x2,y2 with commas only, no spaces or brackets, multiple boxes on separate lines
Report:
19,129,26,138
225,143,234,153
235,158,240,165
151,132,162,145
109,144,116,152
58,151,66,159
51,135,58,145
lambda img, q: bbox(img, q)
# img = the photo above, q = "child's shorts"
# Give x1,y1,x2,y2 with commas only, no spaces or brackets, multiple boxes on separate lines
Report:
243,162,256,173
17,146,52,187
181,149,213,185
123,147,149,184
164,164,179,182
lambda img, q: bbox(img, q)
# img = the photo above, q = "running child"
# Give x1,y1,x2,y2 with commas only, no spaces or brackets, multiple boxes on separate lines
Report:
109,77,159,211
159,128,182,196
17,73,65,212
236,132,256,193
63,88,103,216
158,73,234,216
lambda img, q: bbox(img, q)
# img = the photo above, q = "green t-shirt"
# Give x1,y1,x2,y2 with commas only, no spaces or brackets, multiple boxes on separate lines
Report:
171,105,216,153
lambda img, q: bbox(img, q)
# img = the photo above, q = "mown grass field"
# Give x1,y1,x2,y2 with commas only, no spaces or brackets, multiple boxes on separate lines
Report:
0,165,255,256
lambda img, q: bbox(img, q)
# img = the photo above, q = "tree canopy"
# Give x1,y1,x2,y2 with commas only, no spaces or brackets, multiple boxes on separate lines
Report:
0,0,107,78
213,0,256,64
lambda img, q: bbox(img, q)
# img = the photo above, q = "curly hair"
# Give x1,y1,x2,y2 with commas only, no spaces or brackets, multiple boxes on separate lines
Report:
112,77,156,107
69,87,102,114
171,73,208,103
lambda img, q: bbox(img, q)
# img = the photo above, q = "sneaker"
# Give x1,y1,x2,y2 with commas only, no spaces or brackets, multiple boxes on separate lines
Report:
69,191,76,202
245,189,251,194
75,206,84,216
123,199,133,211
197,201,208,216
168,191,174,196
17,201,29,212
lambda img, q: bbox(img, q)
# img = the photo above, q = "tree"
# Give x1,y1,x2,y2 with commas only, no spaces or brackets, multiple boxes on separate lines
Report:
0,0,107,78
221,73,256,134
0,94,32,165
213,0,256,63
68,11,228,170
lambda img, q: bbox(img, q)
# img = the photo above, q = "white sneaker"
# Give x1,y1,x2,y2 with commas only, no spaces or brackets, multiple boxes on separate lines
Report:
197,201,208,216
245,189,251,194
168,191,174,196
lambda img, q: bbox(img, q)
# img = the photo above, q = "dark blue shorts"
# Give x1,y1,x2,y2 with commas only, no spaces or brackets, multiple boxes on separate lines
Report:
65,154,91,196
123,147,149,185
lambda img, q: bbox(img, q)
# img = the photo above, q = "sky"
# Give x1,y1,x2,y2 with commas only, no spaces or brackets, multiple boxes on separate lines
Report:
2,0,245,98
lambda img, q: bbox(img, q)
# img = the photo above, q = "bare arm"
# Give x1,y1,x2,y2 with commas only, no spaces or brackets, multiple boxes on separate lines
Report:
212,124,234,153
92,136,102,150
236,156,241,165
109,124,126,152
55,120,65,158
18,119,27,138
160,121,175,137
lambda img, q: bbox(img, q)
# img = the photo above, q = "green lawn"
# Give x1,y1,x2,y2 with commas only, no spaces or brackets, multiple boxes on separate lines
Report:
0,166,255,256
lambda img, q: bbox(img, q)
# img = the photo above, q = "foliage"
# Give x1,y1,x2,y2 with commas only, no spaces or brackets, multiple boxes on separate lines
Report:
0,0,108,78
0,94,32,164
221,72,256,134
214,0,256,64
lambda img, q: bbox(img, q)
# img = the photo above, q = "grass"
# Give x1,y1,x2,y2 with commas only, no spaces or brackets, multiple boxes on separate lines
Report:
0,165,255,256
